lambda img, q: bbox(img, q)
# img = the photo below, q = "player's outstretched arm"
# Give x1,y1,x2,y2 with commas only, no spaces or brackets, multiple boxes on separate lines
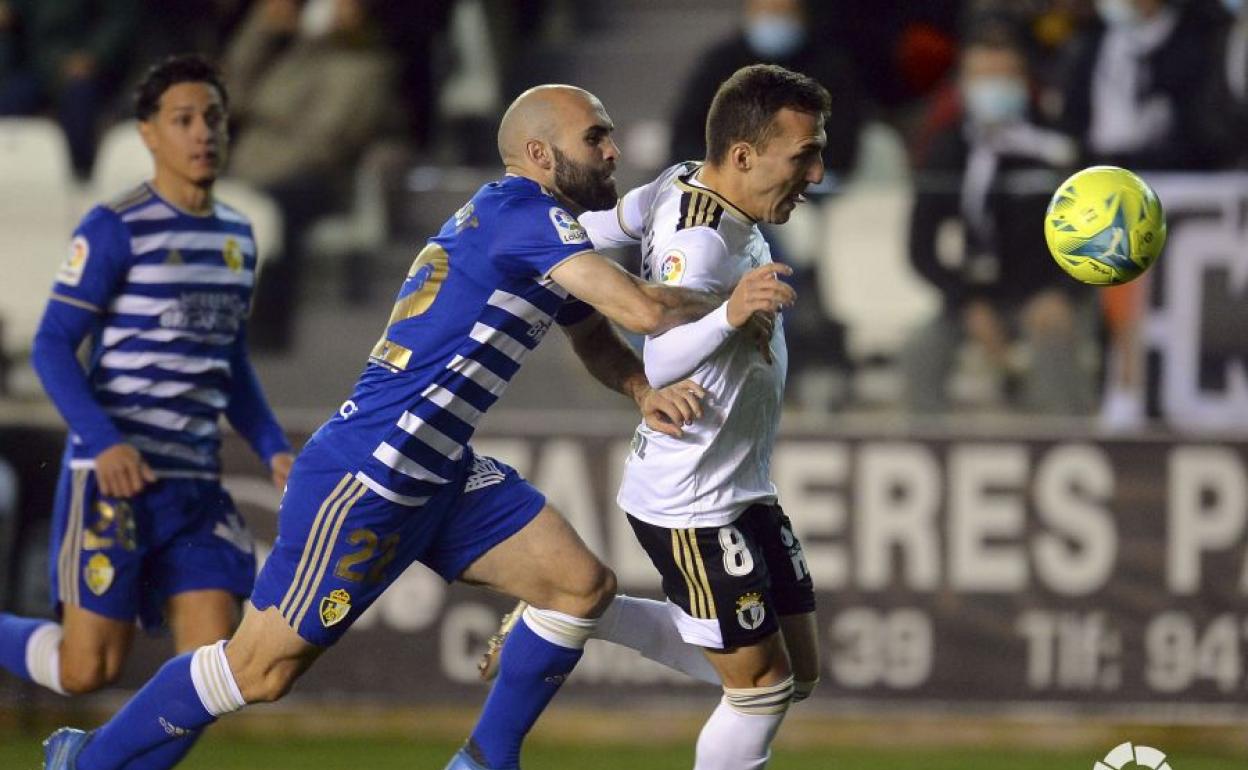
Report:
549,251,720,335
561,313,705,437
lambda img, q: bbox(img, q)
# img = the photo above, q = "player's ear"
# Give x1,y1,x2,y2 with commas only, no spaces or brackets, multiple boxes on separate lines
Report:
527,139,553,170
729,142,752,172
137,119,158,154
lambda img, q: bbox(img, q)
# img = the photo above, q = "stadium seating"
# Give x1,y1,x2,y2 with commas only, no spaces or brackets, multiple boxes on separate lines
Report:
0,118,79,360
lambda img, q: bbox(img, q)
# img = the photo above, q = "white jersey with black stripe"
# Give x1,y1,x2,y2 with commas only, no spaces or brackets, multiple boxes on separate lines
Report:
594,163,787,529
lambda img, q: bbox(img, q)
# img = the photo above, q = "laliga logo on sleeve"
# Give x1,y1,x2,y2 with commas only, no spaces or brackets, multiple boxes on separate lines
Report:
549,207,589,245
1095,742,1173,770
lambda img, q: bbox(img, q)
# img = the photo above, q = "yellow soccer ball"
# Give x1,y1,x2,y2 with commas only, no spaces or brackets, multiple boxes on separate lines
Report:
1043,165,1166,285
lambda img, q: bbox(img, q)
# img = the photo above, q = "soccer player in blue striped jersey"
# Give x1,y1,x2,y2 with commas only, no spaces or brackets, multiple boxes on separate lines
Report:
0,55,292,770
41,85,794,770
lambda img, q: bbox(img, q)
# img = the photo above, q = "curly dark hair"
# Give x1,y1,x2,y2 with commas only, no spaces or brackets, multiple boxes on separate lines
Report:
134,54,228,121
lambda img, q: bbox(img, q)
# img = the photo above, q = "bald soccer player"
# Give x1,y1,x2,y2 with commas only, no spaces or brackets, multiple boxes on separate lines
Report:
41,85,796,770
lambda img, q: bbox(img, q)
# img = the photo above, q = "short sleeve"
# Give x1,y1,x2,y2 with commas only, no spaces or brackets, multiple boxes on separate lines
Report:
492,195,594,278
50,207,131,313
648,227,731,294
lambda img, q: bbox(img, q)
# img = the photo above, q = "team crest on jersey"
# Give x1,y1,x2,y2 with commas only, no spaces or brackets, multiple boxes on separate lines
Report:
659,250,686,284
549,207,589,245
56,236,90,286
320,588,352,627
735,591,765,630
84,553,115,596
223,237,244,272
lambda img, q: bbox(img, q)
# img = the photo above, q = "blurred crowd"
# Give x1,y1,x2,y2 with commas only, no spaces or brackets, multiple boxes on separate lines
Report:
1,0,1245,421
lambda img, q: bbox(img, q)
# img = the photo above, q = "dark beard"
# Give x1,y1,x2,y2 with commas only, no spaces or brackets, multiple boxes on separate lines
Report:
552,145,617,211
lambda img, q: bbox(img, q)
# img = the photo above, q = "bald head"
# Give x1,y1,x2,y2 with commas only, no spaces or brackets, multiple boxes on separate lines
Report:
495,83,620,212
497,84,605,166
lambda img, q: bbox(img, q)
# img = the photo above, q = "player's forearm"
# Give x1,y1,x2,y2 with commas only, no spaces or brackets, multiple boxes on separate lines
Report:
225,336,291,464
644,302,734,388
636,280,723,336
569,316,650,405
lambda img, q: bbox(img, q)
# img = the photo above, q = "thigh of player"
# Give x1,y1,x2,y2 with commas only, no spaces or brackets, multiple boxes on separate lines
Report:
445,453,614,618
142,479,255,642
627,510,794,684
741,503,819,685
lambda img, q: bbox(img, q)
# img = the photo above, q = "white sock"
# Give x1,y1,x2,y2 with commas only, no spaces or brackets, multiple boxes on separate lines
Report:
595,594,720,685
190,641,247,716
693,678,794,770
521,605,597,649
25,622,66,695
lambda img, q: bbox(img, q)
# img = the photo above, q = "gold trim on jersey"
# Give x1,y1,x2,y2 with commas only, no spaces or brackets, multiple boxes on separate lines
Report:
675,168,754,224
615,198,641,240
105,184,153,214
278,473,354,619
57,469,89,607
49,293,101,313
368,338,413,372
678,189,724,231
289,482,367,631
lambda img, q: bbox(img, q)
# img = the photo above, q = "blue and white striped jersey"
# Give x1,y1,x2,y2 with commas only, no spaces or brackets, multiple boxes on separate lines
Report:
40,183,283,477
314,175,595,506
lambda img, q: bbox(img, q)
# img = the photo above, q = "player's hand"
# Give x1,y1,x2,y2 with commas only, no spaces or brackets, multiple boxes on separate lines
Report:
269,452,295,492
640,379,706,438
726,263,795,327
94,443,156,498
744,312,775,364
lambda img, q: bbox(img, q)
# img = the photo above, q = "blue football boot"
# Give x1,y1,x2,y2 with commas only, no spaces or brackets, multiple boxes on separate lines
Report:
43,727,91,769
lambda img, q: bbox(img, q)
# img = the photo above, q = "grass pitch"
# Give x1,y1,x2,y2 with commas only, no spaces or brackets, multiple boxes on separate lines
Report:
2,703,1246,769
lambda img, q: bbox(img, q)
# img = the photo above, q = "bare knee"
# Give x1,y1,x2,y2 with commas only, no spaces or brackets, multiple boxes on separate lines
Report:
60,653,123,695
543,561,616,618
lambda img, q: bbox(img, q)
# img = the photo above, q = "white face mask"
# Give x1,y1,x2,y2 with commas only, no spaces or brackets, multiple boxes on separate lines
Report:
745,14,807,59
962,76,1028,125
299,0,336,39
1096,0,1142,27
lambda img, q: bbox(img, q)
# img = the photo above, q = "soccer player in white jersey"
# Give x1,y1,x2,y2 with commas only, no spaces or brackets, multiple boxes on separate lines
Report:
582,64,829,770
0,56,293,770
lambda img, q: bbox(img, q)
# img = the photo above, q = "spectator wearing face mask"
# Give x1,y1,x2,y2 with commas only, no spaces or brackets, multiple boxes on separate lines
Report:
668,0,863,179
1057,0,1221,170
1196,0,1248,167
902,25,1095,415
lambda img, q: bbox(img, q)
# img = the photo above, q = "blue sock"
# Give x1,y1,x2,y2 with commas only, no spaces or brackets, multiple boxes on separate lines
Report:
119,735,200,770
78,652,215,770
0,613,49,682
468,617,584,769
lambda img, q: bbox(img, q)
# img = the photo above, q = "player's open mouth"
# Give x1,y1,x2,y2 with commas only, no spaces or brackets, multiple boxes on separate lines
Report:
790,192,808,204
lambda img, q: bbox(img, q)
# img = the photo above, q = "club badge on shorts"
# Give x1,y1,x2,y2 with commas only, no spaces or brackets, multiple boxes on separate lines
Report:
85,553,115,596
735,591,765,630
320,588,352,627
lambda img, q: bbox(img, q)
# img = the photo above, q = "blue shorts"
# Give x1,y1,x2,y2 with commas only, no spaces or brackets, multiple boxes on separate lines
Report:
49,464,256,631
250,441,545,646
